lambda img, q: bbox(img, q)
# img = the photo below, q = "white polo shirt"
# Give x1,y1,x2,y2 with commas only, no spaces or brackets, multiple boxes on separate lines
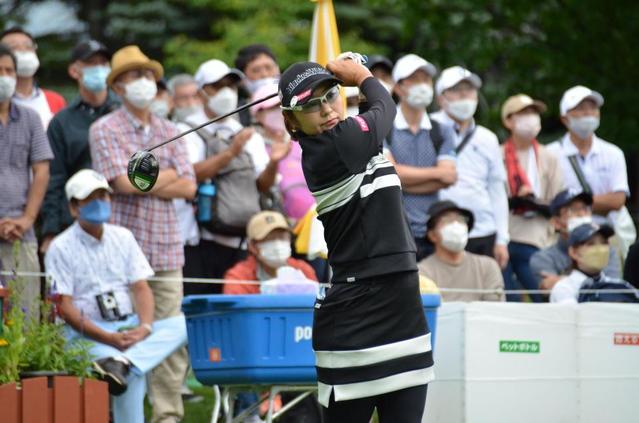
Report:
431,110,509,245
550,269,588,304
45,222,154,321
546,133,629,223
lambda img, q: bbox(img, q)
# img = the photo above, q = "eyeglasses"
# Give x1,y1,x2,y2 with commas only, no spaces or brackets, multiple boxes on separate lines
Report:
282,85,340,113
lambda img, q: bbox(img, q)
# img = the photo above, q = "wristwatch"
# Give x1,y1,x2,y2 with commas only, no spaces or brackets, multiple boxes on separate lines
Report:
141,323,153,335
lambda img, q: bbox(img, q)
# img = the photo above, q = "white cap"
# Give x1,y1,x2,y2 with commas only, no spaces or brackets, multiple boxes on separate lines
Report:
435,66,482,96
65,169,112,201
560,85,604,116
194,59,244,89
392,54,437,83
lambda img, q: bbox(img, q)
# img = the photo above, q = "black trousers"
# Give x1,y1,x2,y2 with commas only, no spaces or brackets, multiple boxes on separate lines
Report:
182,239,247,296
322,384,428,423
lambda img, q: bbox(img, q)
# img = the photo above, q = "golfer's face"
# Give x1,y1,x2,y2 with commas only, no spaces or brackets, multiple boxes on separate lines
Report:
292,84,343,135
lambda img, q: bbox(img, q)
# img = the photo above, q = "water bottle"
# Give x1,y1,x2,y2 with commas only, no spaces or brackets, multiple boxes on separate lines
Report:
197,180,216,223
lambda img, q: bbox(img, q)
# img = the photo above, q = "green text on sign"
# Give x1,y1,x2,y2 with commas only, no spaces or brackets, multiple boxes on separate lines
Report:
499,340,540,354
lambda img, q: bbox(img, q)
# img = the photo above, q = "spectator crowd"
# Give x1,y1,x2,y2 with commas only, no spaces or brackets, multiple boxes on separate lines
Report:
1,26,638,422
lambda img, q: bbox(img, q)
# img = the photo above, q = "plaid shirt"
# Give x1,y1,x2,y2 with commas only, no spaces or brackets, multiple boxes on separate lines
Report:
89,107,195,271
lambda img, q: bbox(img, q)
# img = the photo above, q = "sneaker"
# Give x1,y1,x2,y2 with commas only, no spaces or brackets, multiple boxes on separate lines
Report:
92,357,130,396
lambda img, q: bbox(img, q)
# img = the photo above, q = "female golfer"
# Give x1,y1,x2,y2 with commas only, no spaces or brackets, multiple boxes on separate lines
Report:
279,56,432,422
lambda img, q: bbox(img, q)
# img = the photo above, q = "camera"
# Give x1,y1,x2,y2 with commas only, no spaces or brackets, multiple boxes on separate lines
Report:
96,291,123,321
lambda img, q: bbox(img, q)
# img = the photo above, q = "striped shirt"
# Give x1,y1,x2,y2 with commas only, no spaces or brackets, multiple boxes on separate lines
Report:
384,107,456,238
89,107,195,271
299,77,417,282
0,102,53,242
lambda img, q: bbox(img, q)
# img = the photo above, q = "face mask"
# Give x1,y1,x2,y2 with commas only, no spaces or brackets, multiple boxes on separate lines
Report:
258,239,292,268
578,244,609,274
207,87,238,116
172,105,202,122
439,221,469,253
568,116,600,139
149,99,170,118
79,199,111,225
0,75,16,101
405,83,433,109
446,99,477,121
513,113,541,140
379,80,394,94
245,76,279,95
123,77,157,109
261,108,286,133
15,51,40,77
567,215,592,233
81,65,109,92
346,106,359,117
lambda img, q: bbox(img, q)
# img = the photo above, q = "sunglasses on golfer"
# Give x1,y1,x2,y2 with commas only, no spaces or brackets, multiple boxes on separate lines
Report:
282,85,341,113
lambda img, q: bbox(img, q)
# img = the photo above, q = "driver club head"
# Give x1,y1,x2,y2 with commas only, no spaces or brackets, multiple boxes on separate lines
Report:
127,150,159,192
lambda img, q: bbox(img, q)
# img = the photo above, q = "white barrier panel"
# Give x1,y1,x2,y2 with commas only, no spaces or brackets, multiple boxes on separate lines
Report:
424,302,639,423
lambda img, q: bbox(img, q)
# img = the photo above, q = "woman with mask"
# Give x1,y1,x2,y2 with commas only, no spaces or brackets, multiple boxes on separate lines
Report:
279,54,433,422
384,54,458,260
550,222,638,303
501,94,564,302
418,200,505,302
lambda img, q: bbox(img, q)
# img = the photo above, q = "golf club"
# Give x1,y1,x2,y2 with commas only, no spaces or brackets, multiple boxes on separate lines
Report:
127,92,278,192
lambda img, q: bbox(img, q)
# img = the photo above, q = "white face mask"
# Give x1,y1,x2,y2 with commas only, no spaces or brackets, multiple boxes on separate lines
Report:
207,87,238,116
0,75,16,101
567,215,593,233
446,98,477,121
439,221,469,253
123,77,157,109
258,239,292,268
513,113,541,140
149,99,170,118
245,76,279,95
568,115,600,139
172,105,202,122
405,83,433,109
15,51,40,77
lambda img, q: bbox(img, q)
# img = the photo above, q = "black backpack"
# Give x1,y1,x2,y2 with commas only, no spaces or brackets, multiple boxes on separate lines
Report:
578,278,639,303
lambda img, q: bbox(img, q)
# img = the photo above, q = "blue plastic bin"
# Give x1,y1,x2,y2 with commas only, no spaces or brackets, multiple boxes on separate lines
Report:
183,294,440,386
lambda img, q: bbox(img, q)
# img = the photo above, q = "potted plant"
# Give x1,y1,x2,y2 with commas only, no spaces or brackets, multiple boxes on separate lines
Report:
0,243,109,422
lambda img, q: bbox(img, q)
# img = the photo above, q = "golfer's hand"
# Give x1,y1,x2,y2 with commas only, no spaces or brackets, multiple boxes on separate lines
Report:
326,58,372,87
229,128,254,157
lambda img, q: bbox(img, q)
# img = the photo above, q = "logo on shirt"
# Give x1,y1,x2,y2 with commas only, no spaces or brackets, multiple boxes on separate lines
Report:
352,115,369,132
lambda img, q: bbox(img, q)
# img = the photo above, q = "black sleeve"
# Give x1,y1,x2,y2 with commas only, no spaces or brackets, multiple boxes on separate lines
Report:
623,242,639,289
332,77,397,173
40,117,67,236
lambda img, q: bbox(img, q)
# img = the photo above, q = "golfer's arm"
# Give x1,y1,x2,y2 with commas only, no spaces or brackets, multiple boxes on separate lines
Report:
112,170,178,195
59,295,115,345
193,150,236,182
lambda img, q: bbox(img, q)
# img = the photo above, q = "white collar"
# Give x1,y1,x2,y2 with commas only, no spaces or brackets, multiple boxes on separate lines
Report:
560,132,602,157
395,105,431,131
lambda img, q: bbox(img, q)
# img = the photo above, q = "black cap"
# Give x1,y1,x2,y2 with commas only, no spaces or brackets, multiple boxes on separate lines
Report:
366,55,393,73
426,200,475,232
70,40,111,63
550,188,593,216
568,223,614,247
278,61,341,108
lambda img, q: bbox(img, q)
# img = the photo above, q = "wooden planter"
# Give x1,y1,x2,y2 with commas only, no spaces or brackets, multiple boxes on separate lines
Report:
0,376,109,422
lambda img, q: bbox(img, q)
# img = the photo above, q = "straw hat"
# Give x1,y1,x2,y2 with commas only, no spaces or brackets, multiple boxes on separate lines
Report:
107,45,163,87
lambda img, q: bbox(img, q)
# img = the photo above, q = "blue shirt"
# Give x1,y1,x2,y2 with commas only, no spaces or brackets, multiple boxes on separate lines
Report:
384,107,456,238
